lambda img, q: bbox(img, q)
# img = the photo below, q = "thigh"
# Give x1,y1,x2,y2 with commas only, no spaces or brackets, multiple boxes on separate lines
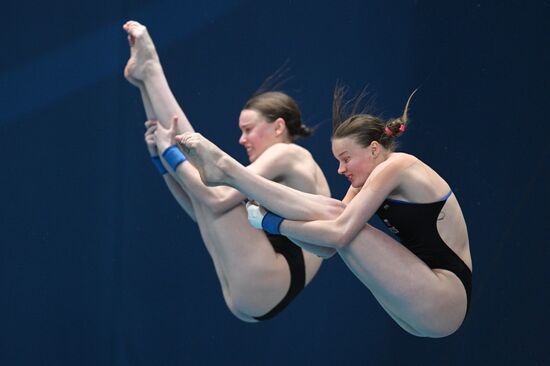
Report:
338,224,467,337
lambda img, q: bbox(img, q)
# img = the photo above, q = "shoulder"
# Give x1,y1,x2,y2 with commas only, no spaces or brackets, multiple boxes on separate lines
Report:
262,142,313,163
265,142,310,155
371,152,417,177
364,153,417,193
248,143,315,181
385,152,418,168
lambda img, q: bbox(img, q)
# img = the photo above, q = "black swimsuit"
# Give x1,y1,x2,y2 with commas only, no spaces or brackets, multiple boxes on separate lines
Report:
375,192,472,312
252,233,306,321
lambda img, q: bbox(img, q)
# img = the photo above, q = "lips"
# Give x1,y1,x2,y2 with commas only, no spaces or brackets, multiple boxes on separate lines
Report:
244,146,255,161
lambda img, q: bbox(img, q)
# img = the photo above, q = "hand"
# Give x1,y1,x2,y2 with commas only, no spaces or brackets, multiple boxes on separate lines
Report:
246,201,266,230
154,116,178,154
144,120,158,157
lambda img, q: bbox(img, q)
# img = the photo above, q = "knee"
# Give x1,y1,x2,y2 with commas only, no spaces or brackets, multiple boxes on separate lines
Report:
401,307,466,338
224,296,258,323
413,323,462,338
222,278,274,322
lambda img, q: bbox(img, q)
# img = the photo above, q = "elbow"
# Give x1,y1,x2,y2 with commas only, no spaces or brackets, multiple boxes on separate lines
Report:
331,222,360,250
327,218,353,250
331,234,350,250
318,247,338,259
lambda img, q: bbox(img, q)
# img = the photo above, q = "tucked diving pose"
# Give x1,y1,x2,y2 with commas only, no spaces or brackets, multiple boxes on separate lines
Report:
176,89,473,337
123,20,335,321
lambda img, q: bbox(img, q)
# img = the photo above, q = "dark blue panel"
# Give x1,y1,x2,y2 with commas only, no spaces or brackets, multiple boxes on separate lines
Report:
0,0,548,365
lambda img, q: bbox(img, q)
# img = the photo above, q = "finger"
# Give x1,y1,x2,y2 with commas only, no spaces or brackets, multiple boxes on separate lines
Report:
145,122,157,133
170,115,178,131
245,200,259,208
175,134,186,145
155,122,166,132
145,125,156,135
179,131,193,143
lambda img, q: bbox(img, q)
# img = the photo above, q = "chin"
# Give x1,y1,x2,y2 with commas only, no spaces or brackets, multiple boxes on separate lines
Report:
351,180,365,188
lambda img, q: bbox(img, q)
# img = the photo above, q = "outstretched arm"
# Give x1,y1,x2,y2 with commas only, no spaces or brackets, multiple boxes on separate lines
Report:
271,160,404,249
178,132,406,249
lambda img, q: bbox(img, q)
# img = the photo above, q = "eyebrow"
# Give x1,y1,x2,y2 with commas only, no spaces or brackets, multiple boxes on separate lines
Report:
337,151,349,158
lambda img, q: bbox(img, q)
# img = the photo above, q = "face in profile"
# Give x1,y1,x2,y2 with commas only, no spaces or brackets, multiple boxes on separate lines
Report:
238,109,280,162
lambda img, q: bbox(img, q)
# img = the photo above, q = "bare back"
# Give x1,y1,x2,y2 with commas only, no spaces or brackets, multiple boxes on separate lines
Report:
386,153,472,270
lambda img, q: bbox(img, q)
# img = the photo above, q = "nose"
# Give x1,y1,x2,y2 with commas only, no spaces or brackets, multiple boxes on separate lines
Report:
239,133,246,145
337,162,346,175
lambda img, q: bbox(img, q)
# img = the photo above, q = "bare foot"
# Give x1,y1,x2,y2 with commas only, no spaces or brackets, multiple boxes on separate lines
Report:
123,20,160,84
176,132,232,186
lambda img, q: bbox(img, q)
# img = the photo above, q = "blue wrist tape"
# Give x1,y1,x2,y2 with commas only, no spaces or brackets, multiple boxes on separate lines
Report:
261,211,284,235
151,156,167,175
162,145,187,171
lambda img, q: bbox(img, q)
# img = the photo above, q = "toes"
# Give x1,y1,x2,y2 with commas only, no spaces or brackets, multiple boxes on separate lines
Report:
126,20,141,27
125,23,143,37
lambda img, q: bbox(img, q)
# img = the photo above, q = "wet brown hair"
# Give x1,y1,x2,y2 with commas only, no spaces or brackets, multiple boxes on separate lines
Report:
332,84,417,151
243,91,313,141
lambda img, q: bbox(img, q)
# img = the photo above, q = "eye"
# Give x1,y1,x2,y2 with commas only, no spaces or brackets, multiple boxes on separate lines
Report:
344,157,350,163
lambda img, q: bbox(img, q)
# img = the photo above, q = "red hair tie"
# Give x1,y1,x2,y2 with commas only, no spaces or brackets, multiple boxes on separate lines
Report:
385,124,405,137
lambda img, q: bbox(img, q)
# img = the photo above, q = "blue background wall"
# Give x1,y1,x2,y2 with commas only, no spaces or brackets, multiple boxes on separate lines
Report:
1,1,548,365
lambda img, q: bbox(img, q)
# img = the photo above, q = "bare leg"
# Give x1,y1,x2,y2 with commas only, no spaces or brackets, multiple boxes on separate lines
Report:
134,79,197,219
339,223,468,337
122,21,328,320
123,20,193,133
179,133,467,335
178,132,344,220
180,178,322,321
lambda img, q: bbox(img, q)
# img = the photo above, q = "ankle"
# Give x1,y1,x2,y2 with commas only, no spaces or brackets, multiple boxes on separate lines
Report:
219,155,237,185
142,60,163,80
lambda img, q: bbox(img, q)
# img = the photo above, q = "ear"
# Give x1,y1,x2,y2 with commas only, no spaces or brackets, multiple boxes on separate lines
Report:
369,141,380,156
273,117,287,137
